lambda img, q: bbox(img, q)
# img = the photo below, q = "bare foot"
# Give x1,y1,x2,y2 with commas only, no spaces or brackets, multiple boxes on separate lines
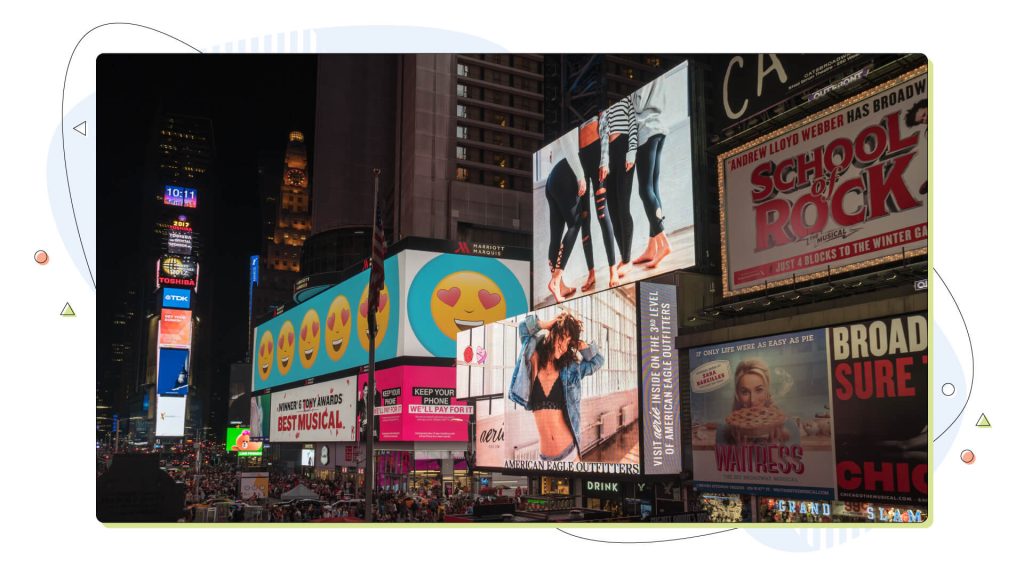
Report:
547,277,564,303
616,261,631,278
581,269,597,292
645,234,672,270
608,268,620,288
632,237,658,265
562,284,577,298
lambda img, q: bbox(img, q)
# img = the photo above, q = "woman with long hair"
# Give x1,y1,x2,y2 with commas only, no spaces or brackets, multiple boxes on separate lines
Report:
508,311,604,462
716,359,799,445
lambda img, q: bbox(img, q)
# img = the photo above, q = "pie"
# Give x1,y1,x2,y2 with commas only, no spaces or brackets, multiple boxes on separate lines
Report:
726,406,786,435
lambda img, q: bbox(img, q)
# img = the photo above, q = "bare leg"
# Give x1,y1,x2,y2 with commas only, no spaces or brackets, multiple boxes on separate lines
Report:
608,265,620,288
582,269,596,292
633,237,658,265
644,232,673,270
617,260,632,278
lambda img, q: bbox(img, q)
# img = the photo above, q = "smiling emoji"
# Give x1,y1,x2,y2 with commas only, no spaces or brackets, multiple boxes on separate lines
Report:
298,309,321,369
276,320,295,376
257,330,274,381
357,284,390,351
430,271,506,340
324,294,352,361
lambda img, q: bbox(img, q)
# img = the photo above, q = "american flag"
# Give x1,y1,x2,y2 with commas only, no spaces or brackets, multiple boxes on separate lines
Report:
368,193,387,313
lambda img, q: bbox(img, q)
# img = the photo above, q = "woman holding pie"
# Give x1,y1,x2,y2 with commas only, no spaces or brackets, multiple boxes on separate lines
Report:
716,359,800,446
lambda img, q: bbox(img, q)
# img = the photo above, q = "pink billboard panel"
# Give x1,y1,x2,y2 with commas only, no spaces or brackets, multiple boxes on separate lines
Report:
359,366,471,442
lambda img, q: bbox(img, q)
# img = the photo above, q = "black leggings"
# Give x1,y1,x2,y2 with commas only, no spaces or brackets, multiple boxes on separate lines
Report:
579,140,616,267
636,134,666,237
607,134,636,262
546,159,586,270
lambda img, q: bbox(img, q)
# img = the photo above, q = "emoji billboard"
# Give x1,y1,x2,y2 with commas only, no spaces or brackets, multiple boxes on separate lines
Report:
252,243,529,393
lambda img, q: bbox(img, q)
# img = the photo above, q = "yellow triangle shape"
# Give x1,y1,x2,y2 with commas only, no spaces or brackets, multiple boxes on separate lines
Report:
976,414,991,427
60,302,76,317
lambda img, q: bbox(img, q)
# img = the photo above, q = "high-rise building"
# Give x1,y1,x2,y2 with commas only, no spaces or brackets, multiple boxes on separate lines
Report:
253,131,312,316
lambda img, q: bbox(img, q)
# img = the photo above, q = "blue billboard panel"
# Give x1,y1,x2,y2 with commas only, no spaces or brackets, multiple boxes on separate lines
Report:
157,348,190,396
164,184,198,208
162,287,192,310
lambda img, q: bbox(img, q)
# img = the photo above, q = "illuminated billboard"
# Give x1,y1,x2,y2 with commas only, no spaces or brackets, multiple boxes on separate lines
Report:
156,348,190,396
226,427,263,457
719,66,928,296
458,285,642,475
250,393,271,440
357,366,471,442
252,246,528,392
269,377,357,443
163,184,198,208
155,395,186,437
158,309,192,348
162,287,192,310
532,62,694,308
157,255,198,289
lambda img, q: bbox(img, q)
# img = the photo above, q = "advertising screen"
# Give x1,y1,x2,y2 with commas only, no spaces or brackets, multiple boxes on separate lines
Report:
226,427,263,457
158,309,192,348
459,285,641,475
163,184,198,208
719,66,928,296
637,282,681,475
239,472,269,500
830,314,927,505
357,366,471,442
167,229,193,255
161,287,191,310
301,449,315,467
158,255,198,289
249,393,271,440
156,348,190,396
154,395,186,437
689,329,836,500
269,377,357,443
532,62,694,308
252,247,529,392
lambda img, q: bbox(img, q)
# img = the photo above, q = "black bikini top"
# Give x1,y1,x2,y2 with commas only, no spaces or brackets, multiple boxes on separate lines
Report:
528,373,566,411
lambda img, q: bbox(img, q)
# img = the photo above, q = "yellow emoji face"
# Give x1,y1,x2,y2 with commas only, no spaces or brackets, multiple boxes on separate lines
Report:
430,271,507,339
276,320,295,376
257,331,274,381
324,294,352,361
357,284,390,350
298,309,321,369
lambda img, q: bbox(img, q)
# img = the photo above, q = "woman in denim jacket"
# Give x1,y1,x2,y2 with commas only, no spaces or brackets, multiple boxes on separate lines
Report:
508,312,604,462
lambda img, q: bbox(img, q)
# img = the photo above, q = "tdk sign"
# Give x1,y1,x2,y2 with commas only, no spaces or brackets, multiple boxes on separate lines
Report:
162,287,192,310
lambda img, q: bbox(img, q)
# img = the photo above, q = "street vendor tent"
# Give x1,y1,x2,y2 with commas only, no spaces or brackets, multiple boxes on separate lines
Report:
280,484,319,500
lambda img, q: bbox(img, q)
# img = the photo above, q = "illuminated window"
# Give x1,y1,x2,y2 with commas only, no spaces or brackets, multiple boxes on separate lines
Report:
456,146,467,160
494,154,507,168
493,114,507,127
456,126,468,139
457,83,468,97
646,56,662,68
457,63,469,77
457,104,467,118
493,176,507,189
456,167,469,181
624,67,635,80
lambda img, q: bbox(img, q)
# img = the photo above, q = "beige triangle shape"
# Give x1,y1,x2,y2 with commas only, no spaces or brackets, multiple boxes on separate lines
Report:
60,302,76,317
976,413,991,427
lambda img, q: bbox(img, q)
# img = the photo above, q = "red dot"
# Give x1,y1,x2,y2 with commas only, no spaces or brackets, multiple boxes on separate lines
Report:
34,250,48,264
961,449,976,464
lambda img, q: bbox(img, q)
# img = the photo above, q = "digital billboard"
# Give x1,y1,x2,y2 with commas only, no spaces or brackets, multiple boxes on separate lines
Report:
167,229,193,255
161,287,191,310
252,247,529,392
830,314,927,505
638,282,681,475
689,329,836,500
158,309,192,348
157,255,198,289
458,285,641,475
154,395,186,437
301,449,315,467
719,66,928,296
239,472,269,500
269,377,357,443
532,62,694,308
357,366,471,442
250,393,271,440
156,348,190,396
163,184,198,208
226,427,263,457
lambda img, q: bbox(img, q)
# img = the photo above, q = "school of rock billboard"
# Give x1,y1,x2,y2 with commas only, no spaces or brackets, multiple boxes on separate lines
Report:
687,313,927,503
719,65,928,296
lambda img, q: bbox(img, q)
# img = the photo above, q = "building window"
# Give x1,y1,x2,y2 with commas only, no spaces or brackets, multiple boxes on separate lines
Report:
646,56,662,68
456,167,469,181
456,146,467,160
494,154,507,168
493,113,507,127
494,176,507,189
457,83,468,98
456,125,468,139
457,63,469,77
457,104,467,119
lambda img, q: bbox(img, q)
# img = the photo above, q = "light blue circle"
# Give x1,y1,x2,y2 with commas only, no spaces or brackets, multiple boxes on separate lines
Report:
407,254,527,357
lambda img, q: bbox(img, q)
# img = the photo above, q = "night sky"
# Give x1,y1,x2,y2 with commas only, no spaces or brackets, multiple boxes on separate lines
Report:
97,55,317,426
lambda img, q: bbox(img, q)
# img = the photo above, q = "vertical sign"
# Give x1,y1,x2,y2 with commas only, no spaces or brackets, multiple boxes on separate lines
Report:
639,282,682,475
